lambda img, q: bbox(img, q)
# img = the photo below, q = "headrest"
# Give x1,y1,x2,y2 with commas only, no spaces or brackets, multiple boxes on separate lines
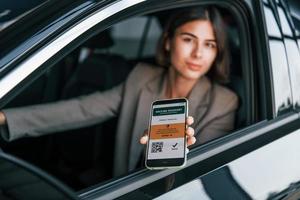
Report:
82,30,114,49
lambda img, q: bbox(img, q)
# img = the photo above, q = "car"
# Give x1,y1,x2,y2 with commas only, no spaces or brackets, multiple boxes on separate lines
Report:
0,0,300,199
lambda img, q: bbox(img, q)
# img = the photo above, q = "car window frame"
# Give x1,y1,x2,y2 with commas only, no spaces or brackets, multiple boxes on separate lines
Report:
1,0,254,193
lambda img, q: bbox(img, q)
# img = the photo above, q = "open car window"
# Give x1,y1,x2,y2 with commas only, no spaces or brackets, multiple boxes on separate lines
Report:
0,1,259,195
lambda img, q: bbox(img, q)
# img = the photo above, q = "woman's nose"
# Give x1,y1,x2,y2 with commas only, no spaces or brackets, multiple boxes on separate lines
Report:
193,44,203,58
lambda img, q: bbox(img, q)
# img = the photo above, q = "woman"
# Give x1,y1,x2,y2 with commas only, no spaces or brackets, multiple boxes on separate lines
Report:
0,6,238,177
140,6,237,146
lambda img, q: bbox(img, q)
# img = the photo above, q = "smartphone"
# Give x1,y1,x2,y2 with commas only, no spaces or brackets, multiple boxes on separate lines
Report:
145,98,188,169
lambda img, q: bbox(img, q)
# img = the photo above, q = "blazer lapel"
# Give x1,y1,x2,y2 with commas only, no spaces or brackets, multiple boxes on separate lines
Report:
187,76,212,135
128,70,166,171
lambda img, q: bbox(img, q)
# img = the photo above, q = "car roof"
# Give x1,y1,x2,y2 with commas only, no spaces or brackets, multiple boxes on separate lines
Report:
0,0,47,30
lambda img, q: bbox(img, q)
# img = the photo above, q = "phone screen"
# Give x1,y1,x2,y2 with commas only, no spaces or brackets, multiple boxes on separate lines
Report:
146,99,187,168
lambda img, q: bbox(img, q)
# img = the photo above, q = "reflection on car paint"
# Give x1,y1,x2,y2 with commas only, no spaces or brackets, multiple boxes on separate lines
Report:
155,129,300,200
229,129,300,199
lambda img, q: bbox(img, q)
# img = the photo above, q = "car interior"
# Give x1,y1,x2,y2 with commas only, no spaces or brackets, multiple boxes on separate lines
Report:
0,6,247,191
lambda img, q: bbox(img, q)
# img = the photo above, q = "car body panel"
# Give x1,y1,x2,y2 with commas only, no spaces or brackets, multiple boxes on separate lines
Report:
155,128,300,200
88,112,300,199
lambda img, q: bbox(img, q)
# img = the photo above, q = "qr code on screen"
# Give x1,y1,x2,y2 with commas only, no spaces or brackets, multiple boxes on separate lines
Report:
151,142,163,153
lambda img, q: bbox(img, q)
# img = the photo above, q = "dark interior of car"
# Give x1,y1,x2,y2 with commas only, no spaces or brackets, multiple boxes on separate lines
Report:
0,7,246,191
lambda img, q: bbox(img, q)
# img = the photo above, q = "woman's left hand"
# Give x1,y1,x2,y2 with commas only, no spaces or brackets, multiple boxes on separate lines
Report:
140,116,196,147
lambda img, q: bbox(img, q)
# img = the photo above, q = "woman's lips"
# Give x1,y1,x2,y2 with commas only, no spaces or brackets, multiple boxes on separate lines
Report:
186,62,202,71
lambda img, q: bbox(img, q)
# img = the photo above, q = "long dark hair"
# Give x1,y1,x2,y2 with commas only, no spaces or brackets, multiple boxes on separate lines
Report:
156,6,230,83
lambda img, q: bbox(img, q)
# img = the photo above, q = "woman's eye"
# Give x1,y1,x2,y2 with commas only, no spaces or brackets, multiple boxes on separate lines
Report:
182,37,193,43
206,42,216,48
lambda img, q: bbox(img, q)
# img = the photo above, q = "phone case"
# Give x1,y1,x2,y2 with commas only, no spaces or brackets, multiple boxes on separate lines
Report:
145,98,188,170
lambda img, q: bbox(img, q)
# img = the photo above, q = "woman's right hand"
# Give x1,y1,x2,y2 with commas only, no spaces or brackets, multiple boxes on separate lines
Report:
0,111,6,125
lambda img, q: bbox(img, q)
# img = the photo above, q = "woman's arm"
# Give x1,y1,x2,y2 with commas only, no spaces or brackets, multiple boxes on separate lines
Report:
1,84,123,141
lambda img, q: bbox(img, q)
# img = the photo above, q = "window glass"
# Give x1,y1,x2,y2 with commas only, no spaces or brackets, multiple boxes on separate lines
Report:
284,38,300,108
277,7,293,36
269,40,292,114
263,5,293,115
264,7,281,38
285,0,300,109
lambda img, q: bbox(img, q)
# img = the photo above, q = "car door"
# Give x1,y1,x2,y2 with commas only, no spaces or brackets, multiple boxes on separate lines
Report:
78,0,300,199
1,0,300,199
108,0,300,199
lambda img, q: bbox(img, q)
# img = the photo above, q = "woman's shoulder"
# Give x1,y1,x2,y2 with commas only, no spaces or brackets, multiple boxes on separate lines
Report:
214,83,238,100
211,82,239,111
133,62,164,75
127,62,165,82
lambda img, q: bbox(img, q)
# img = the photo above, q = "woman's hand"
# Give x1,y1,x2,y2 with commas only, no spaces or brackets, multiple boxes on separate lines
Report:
140,116,196,146
0,111,6,125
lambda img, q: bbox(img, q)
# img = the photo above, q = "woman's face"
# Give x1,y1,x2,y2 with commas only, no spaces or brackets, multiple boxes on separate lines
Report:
166,20,218,80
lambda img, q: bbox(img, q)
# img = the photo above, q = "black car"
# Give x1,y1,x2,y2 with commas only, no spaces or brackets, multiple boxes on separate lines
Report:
0,0,300,199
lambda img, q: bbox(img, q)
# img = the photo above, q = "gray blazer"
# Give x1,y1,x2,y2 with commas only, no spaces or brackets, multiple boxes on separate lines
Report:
1,63,238,176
